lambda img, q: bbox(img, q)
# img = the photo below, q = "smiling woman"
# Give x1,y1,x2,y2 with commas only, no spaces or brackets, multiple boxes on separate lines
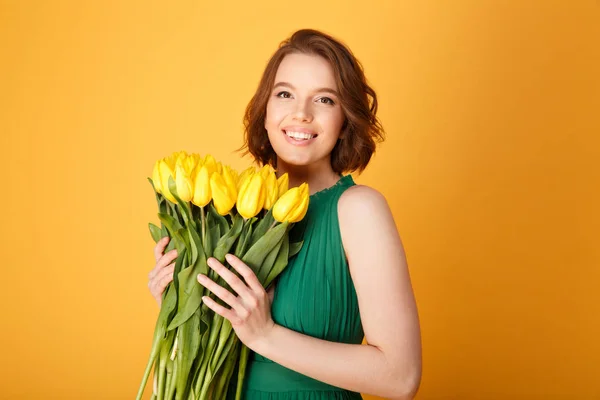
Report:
148,28,422,400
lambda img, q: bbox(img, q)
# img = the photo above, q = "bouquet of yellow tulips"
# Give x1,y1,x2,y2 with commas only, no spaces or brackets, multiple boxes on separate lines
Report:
136,151,309,400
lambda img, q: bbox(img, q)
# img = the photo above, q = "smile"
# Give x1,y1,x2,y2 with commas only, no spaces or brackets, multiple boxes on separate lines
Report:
284,130,317,140
282,130,318,146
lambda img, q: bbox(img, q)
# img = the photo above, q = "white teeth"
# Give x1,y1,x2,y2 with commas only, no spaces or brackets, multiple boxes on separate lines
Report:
285,131,316,140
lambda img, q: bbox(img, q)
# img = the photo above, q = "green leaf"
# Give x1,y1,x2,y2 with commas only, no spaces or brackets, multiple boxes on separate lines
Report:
207,224,221,257
167,243,208,331
149,223,163,243
174,311,201,399
148,177,163,211
208,203,230,234
209,318,234,372
289,240,303,258
241,222,289,274
213,214,244,262
172,247,188,299
213,339,239,400
234,218,257,258
167,175,195,228
249,208,274,247
205,330,238,391
158,212,183,236
191,303,213,395
187,223,201,267
256,234,284,285
264,233,290,289
195,311,224,398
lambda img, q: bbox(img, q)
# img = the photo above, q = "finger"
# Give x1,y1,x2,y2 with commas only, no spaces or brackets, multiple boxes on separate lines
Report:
224,254,264,295
197,273,245,313
207,257,256,305
153,236,170,262
150,263,174,294
149,249,178,280
202,296,239,324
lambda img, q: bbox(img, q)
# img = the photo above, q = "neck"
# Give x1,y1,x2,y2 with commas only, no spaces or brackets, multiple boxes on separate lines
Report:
274,157,341,196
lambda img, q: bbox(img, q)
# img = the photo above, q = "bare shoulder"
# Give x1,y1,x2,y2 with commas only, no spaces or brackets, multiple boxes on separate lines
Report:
338,184,390,220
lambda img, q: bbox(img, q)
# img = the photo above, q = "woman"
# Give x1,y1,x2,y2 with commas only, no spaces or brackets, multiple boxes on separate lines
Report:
148,29,422,399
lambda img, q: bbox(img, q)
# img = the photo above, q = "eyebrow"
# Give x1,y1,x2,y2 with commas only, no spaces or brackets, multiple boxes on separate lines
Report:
273,81,340,97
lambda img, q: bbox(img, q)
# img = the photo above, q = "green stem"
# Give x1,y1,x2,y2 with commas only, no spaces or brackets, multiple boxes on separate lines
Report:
157,355,167,400
194,312,224,397
135,351,158,400
201,207,206,246
164,357,173,400
166,358,177,400
268,220,277,231
235,344,250,400
215,340,239,400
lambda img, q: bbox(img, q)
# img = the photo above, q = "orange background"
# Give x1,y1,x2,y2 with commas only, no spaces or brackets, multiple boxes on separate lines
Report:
1,1,598,399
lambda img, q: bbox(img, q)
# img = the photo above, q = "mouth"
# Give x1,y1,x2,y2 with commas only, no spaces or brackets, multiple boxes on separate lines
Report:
282,130,318,141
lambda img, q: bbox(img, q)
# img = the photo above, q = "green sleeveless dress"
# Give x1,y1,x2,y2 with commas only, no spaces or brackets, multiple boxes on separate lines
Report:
227,174,365,399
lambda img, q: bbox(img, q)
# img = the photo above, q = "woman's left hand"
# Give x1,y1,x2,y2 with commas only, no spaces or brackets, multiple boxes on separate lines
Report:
197,253,276,351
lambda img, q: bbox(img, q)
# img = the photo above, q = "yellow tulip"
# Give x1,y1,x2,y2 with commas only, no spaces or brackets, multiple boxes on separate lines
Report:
236,173,266,219
210,172,236,215
192,165,211,207
263,170,278,210
203,154,218,176
276,173,289,198
273,183,310,223
237,166,256,191
159,160,177,203
164,151,186,171
175,164,194,202
151,159,162,194
221,165,238,200
230,168,239,183
183,154,199,174
258,164,274,180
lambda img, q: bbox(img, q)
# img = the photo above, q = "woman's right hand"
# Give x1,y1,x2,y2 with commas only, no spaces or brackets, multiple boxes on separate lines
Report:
148,236,178,307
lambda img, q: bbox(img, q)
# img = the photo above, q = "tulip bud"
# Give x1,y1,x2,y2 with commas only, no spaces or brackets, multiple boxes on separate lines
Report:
203,154,218,176
258,164,274,180
237,173,266,219
263,170,278,210
175,164,194,202
192,165,212,207
152,159,162,194
183,154,199,174
276,173,289,198
221,165,238,200
159,160,177,203
273,183,310,223
237,166,256,191
210,172,236,215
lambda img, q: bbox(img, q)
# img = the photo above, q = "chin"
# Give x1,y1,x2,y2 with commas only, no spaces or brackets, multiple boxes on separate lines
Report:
276,152,313,167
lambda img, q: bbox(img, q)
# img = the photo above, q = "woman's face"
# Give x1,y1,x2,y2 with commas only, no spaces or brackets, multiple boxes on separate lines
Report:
264,52,345,171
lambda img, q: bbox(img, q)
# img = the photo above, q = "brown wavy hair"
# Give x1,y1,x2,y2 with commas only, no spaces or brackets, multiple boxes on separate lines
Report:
238,29,385,174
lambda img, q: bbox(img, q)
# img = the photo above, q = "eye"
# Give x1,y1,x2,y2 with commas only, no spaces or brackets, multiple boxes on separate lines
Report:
319,97,335,105
275,91,291,98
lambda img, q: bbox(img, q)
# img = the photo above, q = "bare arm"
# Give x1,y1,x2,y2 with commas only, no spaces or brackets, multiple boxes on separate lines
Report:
252,185,422,399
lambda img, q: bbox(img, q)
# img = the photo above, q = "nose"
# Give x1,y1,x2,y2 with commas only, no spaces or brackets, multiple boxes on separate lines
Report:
291,100,313,122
